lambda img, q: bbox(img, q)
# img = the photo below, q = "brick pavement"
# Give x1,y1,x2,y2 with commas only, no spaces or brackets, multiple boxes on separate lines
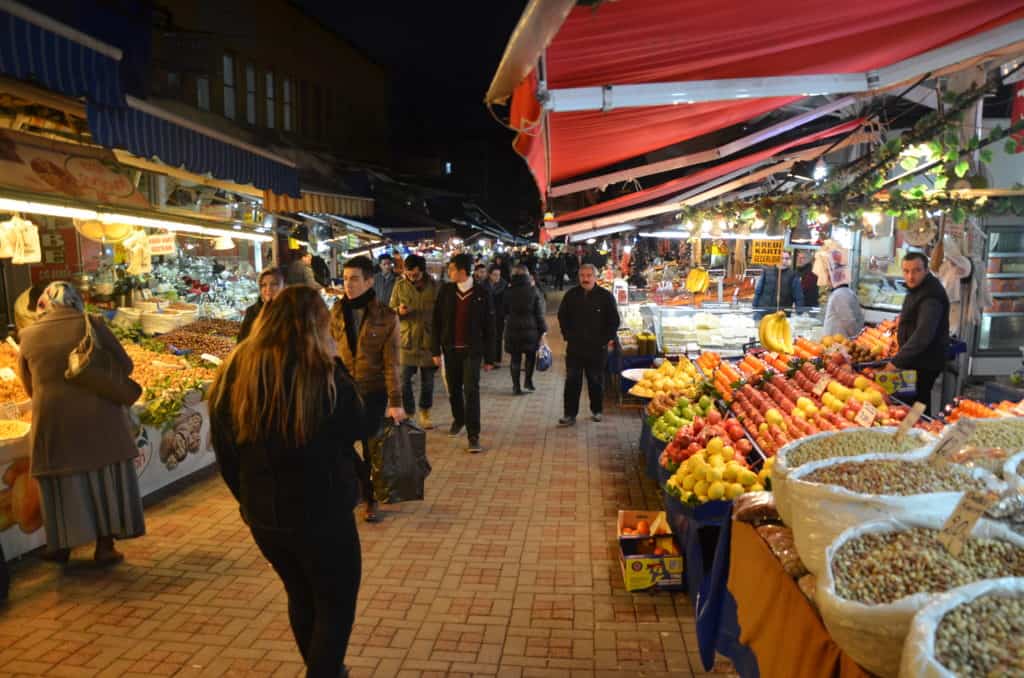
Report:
0,312,738,678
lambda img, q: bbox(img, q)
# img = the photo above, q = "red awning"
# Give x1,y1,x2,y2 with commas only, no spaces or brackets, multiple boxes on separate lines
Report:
511,0,1024,199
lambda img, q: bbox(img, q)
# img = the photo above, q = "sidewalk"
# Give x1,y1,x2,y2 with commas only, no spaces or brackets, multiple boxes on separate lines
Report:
0,318,736,678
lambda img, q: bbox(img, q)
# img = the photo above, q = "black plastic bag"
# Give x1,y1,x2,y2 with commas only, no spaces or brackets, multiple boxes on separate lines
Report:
369,419,431,503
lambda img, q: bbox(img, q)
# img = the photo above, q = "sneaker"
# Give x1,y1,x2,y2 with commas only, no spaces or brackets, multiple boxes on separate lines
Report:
467,437,482,453
591,413,603,422
418,409,434,430
558,416,576,427
448,421,464,437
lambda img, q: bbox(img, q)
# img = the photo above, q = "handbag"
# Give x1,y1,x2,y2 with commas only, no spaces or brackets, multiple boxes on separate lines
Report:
536,342,553,372
65,313,143,406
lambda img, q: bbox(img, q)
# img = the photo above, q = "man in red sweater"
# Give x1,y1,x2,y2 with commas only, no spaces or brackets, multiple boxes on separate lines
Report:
432,253,496,453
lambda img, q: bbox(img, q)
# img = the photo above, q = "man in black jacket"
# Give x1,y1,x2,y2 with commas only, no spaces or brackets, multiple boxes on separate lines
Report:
557,264,620,426
432,253,496,453
886,251,950,415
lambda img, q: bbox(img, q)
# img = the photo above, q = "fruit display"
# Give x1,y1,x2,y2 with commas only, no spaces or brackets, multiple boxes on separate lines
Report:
685,267,710,293
651,395,719,442
831,528,1024,605
664,438,773,504
758,311,793,353
799,459,988,496
695,350,721,375
782,429,927,469
846,322,898,362
945,398,1001,421
659,410,753,470
933,593,1024,677
629,356,701,399
619,512,671,537
0,457,42,533
0,343,29,404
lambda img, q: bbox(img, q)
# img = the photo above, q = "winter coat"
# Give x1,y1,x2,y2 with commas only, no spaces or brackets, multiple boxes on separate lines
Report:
237,299,263,342
18,307,138,477
753,268,804,308
893,273,950,371
503,274,547,354
432,282,497,363
822,286,864,338
286,259,321,289
557,284,619,359
373,271,397,309
329,297,402,407
389,275,439,368
487,278,509,318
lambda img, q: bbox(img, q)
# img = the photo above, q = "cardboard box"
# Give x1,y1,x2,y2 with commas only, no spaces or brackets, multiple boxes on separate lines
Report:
617,510,684,591
617,509,672,539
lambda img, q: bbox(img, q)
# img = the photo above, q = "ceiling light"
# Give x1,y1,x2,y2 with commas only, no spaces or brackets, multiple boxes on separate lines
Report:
586,238,596,244
0,197,98,220
213,236,235,250
863,211,883,226
98,213,273,242
813,159,828,181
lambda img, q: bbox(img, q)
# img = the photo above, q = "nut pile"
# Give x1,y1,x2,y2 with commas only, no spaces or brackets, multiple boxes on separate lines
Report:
0,344,29,404
153,331,236,359
179,319,242,337
802,459,987,495
786,430,923,468
967,419,1024,454
123,343,216,393
831,528,1024,604
935,594,1024,676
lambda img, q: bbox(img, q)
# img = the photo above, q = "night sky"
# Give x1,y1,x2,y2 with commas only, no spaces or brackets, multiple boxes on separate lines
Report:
296,1,540,233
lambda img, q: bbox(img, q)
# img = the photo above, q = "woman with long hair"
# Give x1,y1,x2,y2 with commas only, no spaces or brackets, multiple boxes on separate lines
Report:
209,286,365,677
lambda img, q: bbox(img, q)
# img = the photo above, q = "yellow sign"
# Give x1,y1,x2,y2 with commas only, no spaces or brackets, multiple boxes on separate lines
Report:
750,239,783,265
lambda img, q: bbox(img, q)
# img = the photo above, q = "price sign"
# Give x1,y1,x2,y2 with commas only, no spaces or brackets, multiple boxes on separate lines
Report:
0,367,16,382
750,240,784,266
148,233,176,256
200,353,223,366
937,491,996,556
894,401,927,440
855,402,878,427
813,377,830,396
934,417,978,459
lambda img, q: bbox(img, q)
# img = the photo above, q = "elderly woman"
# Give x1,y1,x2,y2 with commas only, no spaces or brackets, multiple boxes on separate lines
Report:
17,282,145,564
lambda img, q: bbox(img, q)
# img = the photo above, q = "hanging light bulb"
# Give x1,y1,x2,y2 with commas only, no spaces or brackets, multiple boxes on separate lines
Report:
816,211,830,225
213,235,235,250
863,211,882,227
813,159,828,181
752,217,766,230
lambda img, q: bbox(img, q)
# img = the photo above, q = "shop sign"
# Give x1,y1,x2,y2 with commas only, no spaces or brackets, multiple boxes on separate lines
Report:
749,240,783,265
30,220,79,285
148,233,176,256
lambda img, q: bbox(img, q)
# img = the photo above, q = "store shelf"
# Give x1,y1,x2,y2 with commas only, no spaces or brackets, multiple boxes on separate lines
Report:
987,273,1024,278
982,311,1024,317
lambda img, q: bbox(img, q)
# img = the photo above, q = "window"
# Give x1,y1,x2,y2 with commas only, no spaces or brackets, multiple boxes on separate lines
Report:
265,72,275,129
282,78,292,131
222,54,236,119
245,64,256,125
196,75,210,111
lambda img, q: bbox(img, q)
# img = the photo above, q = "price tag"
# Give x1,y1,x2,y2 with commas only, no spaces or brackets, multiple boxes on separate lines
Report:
5,336,19,353
200,353,223,366
855,402,878,427
0,367,15,382
894,401,927,440
937,491,997,556
813,377,830,396
933,417,978,459
0,402,20,420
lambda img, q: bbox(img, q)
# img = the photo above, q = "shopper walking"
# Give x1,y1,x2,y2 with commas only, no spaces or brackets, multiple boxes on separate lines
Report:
432,253,496,453
330,256,405,522
752,250,803,313
373,253,397,308
486,264,508,366
209,286,365,678
822,274,864,339
885,252,950,415
390,254,439,429
17,282,145,565
287,248,322,289
557,264,619,426
239,267,285,341
504,265,547,395
564,248,579,285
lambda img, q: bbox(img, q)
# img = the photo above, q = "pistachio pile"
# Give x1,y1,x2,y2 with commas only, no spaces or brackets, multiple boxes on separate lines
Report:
785,430,923,469
801,459,987,495
935,594,1024,677
831,528,1024,604
966,419,1024,454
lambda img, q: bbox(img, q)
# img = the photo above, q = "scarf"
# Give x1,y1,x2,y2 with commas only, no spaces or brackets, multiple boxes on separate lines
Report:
340,288,375,356
457,278,473,293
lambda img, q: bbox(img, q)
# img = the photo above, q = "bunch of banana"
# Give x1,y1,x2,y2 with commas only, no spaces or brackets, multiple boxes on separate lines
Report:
758,311,794,354
684,268,710,293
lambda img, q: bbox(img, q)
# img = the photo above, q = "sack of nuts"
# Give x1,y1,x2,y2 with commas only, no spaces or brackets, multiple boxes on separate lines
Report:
816,517,1024,678
1003,451,1024,493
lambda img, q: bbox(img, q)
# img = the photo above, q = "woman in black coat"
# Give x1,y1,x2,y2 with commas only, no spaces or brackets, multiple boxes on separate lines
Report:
503,266,547,395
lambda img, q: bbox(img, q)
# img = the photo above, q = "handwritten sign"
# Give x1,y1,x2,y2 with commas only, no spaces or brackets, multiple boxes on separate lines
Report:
148,233,176,256
813,377,830,397
933,417,978,460
855,402,878,427
894,402,927,440
937,491,996,556
750,239,784,266
200,353,223,366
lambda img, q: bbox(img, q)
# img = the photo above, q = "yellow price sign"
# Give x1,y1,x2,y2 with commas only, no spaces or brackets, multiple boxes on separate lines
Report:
750,239,783,265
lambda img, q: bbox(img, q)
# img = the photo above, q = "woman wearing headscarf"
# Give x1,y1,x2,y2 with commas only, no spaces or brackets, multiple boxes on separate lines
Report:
17,282,145,564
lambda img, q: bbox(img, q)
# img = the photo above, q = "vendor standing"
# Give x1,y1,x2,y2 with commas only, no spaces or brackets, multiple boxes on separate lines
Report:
753,250,803,313
887,252,949,415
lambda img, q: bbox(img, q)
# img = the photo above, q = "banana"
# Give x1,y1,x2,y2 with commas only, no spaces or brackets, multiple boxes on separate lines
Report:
758,314,772,350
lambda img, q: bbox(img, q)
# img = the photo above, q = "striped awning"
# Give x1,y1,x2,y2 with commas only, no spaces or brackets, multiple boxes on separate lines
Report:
0,2,124,106
88,98,301,197
264,189,373,218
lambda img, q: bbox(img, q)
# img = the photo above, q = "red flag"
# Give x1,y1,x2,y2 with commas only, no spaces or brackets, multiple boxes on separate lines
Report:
1012,82,1024,153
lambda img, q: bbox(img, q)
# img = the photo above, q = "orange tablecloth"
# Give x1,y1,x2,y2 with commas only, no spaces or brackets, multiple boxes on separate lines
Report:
727,522,873,678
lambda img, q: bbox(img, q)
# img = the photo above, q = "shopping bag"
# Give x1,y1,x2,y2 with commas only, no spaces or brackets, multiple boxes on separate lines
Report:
536,343,553,372
369,419,431,503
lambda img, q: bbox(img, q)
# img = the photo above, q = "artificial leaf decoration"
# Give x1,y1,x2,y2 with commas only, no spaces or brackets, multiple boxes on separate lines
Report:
954,161,970,178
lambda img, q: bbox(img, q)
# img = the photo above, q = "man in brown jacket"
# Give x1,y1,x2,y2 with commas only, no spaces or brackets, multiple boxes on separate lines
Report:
330,256,404,522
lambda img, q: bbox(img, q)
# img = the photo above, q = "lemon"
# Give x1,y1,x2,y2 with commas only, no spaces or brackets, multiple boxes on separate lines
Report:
707,481,726,501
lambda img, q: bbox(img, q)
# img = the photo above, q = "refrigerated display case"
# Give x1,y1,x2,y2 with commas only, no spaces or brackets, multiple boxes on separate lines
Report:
977,224,1024,354
645,304,824,356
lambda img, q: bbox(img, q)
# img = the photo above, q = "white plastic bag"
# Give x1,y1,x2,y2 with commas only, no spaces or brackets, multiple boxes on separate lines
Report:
817,517,1024,678
1003,451,1024,491
0,218,17,258
11,215,41,264
786,452,1003,577
774,428,934,525
899,577,1024,678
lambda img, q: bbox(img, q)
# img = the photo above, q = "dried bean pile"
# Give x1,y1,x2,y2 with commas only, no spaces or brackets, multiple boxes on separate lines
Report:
831,528,1024,604
786,430,923,469
967,419,1024,454
179,319,242,337
935,594,1024,677
802,459,987,495
154,331,236,359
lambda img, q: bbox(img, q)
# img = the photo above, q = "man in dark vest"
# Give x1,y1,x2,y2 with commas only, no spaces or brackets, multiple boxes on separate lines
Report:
887,251,950,415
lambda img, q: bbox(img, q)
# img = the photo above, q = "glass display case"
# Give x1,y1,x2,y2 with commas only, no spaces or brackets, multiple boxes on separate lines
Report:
978,225,1024,354
643,304,823,356
857,230,909,312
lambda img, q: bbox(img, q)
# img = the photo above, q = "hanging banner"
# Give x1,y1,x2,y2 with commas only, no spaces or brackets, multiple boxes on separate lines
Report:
148,233,177,256
749,239,783,265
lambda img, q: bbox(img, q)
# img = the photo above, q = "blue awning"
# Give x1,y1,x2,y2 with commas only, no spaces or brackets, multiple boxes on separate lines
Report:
0,4,123,105
88,100,301,197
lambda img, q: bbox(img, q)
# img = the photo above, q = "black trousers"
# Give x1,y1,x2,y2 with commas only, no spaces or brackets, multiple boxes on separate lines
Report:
913,368,941,416
250,517,361,678
359,390,388,505
564,350,606,418
510,350,537,385
494,315,505,360
443,348,482,437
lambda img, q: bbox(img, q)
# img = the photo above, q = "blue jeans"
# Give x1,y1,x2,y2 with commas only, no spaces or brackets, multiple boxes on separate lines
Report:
401,365,436,415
